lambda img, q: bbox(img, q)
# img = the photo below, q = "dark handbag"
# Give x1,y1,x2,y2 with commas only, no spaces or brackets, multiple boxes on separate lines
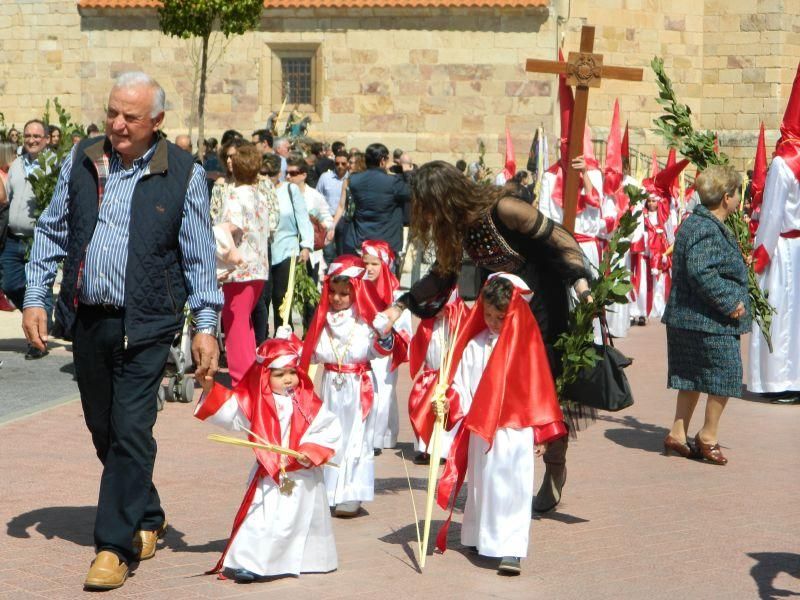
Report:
457,255,485,301
563,316,634,412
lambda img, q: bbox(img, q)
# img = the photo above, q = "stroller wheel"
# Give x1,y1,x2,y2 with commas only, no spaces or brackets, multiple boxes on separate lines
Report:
177,377,194,403
156,386,166,412
165,377,176,402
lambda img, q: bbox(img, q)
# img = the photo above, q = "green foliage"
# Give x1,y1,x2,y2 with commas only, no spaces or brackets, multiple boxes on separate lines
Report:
158,0,263,39
474,138,494,184
292,260,320,318
554,185,647,397
28,98,85,221
651,57,729,169
651,56,775,349
725,210,776,351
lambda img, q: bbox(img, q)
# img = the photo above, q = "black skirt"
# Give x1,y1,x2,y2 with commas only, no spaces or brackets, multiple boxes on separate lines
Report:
666,327,742,398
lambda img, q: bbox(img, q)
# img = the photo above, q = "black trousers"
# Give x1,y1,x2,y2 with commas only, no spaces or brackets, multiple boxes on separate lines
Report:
72,305,172,564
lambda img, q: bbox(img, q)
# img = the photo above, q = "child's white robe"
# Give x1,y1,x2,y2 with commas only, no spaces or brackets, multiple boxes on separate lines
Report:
450,329,534,559
371,293,412,450
413,316,459,458
311,307,386,505
195,391,341,576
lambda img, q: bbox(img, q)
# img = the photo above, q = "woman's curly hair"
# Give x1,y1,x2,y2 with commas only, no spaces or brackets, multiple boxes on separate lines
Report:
410,160,505,275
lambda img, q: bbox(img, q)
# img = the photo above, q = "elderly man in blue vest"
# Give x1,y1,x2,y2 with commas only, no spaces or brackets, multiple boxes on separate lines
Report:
22,72,223,591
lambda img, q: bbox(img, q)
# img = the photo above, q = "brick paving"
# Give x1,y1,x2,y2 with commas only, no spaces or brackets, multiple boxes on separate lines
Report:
1,320,799,599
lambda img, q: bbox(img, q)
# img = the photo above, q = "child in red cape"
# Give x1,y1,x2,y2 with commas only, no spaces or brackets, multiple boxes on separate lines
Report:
360,239,411,452
407,285,469,465
301,254,396,518
195,336,342,583
435,273,566,575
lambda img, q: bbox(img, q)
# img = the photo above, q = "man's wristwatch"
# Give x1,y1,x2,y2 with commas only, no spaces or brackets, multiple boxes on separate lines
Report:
194,326,216,336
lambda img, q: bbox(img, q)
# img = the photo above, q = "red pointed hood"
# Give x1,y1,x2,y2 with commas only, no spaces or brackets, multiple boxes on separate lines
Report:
775,61,800,182
643,158,690,201
665,148,680,200
603,100,623,197
583,124,599,171
621,120,630,160
502,127,516,180
650,149,660,178
751,122,768,212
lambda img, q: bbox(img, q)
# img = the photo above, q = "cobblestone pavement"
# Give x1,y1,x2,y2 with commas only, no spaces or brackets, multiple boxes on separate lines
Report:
1,320,798,599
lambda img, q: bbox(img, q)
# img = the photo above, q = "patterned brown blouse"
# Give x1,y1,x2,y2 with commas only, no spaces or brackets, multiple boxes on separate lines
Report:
400,197,591,344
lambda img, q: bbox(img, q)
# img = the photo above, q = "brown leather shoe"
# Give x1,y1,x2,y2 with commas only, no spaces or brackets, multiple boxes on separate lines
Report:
84,551,128,590
663,434,695,458
133,520,167,561
694,434,728,465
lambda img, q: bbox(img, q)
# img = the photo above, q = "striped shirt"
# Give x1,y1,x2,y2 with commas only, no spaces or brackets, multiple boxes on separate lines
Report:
24,142,223,329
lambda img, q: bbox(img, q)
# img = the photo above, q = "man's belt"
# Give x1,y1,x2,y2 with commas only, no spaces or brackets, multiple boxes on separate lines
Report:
780,230,800,239
79,303,124,316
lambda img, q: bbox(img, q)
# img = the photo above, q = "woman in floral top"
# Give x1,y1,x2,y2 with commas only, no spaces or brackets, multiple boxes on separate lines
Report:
216,143,272,386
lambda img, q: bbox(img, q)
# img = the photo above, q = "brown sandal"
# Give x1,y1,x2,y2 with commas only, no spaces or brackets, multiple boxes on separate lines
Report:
694,434,728,465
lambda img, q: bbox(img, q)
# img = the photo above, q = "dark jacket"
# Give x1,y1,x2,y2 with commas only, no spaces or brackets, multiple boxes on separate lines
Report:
55,136,195,347
343,167,411,256
662,204,751,335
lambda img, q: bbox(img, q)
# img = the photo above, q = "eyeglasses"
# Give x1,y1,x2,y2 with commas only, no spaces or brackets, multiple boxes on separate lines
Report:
286,170,302,176
335,161,348,166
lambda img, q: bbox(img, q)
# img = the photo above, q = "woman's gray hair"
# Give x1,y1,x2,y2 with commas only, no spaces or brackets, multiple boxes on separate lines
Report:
113,71,166,118
695,164,742,208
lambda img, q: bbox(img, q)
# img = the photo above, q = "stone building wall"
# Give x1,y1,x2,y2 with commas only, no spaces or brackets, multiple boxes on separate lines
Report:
1,0,799,172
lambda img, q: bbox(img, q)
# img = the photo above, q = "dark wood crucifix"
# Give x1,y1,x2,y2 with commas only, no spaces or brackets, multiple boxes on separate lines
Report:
525,25,643,232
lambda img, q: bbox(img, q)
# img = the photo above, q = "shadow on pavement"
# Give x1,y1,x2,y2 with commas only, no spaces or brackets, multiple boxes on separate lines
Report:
533,510,589,524
172,537,228,555
6,505,188,552
597,414,670,453
747,552,800,599
379,520,497,572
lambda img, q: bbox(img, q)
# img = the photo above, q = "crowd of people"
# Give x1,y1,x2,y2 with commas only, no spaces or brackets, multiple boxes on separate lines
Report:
6,62,800,592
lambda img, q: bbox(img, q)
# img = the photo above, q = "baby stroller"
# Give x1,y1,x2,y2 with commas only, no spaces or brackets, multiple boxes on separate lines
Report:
157,313,195,410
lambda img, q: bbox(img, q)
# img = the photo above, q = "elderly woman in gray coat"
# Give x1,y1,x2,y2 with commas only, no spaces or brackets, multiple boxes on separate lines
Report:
662,165,750,465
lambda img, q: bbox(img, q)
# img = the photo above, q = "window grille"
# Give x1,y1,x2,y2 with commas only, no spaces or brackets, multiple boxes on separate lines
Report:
281,57,313,105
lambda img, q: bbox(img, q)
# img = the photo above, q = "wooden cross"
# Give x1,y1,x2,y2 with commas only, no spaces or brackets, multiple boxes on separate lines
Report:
525,25,644,232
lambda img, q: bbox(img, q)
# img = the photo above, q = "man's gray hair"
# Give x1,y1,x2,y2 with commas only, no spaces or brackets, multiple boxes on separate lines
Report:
113,71,166,118
274,137,290,149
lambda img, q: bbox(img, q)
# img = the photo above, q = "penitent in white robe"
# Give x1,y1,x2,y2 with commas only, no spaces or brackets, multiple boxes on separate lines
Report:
450,329,534,559
195,392,341,576
646,210,674,319
413,317,459,458
372,292,412,450
749,156,800,393
312,306,386,505
600,191,630,338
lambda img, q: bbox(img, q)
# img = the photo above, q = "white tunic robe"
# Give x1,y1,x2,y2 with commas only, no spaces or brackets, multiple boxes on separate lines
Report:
196,391,341,576
600,191,630,338
413,317,460,458
451,330,534,559
646,210,674,319
311,307,385,505
748,156,800,393
372,292,412,450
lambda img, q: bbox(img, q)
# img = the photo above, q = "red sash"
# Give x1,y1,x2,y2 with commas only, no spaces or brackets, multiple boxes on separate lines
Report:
324,363,374,420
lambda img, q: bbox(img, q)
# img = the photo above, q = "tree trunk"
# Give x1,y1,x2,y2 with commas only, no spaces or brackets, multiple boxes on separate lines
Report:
197,33,209,162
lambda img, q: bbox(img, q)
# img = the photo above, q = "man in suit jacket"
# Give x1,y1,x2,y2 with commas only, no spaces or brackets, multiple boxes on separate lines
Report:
343,143,412,259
